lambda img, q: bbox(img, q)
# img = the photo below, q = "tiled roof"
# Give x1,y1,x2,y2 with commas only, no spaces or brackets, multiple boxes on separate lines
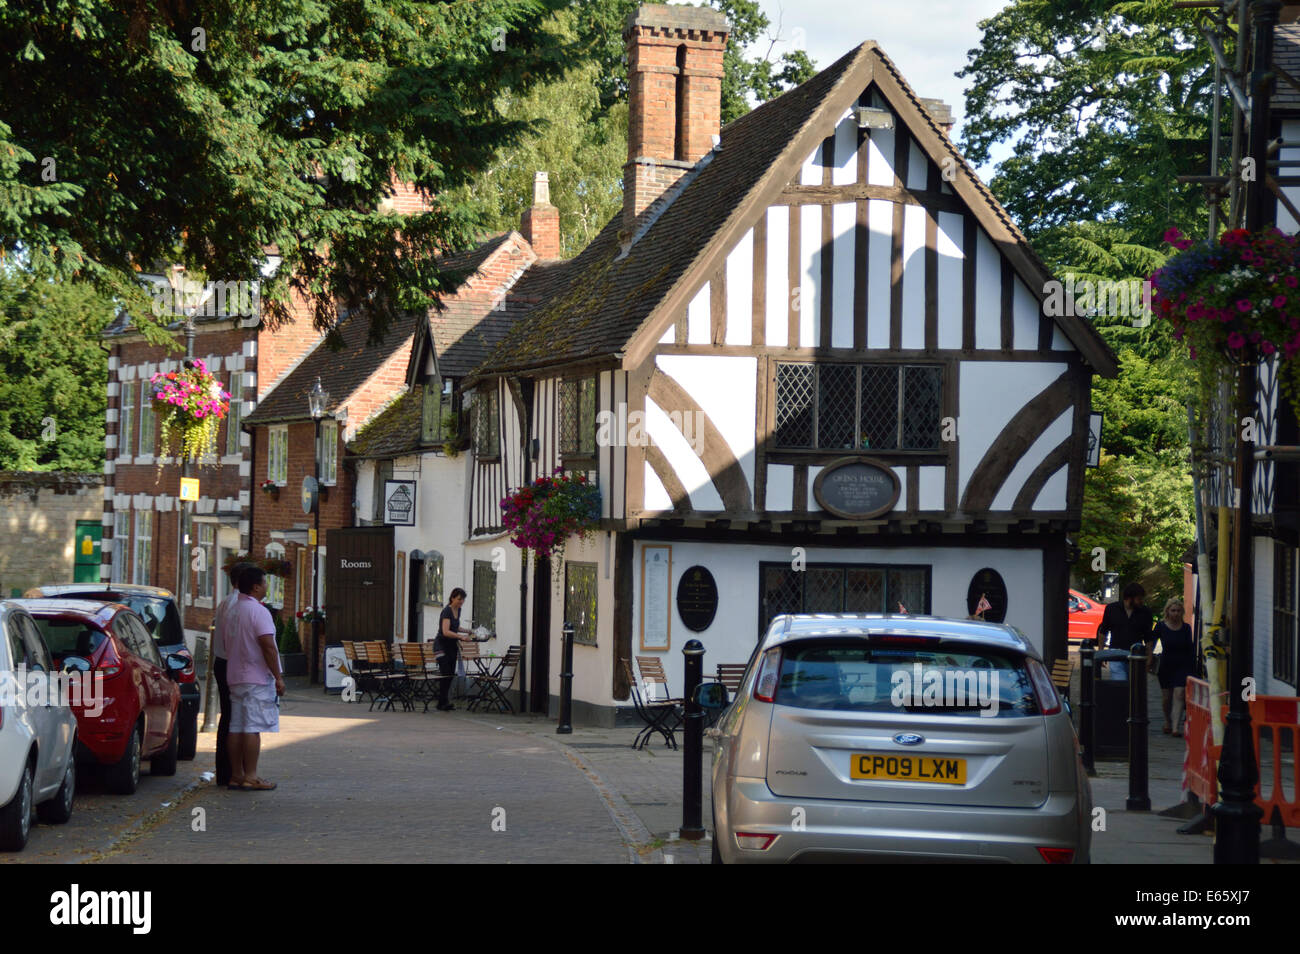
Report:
471,45,867,376
346,386,425,459
245,308,418,423
1277,25,1300,111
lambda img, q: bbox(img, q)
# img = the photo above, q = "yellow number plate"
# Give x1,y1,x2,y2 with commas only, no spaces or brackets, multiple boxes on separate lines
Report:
850,753,966,784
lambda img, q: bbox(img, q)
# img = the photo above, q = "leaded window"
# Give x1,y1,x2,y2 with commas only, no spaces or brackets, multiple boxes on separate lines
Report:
775,363,943,451
560,376,597,459
472,560,497,634
759,562,931,634
473,387,499,459
565,562,598,645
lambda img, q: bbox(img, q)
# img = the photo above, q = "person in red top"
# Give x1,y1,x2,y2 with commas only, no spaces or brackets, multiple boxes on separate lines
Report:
225,567,284,791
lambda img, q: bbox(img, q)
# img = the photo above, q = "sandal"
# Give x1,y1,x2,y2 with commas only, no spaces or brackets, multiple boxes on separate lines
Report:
227,781,251,791
244,778,277,791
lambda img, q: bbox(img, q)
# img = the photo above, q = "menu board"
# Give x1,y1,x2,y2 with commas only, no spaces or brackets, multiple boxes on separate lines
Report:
640,545,671,650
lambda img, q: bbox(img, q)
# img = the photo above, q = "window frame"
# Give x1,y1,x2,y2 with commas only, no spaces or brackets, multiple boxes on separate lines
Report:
757,560,932,635
225,371,243,457
137,379,156,457
112,511,131,583
473,387,500,461
471,560,497,634
265,544,285,608
559,375,598,463
195,523,215,601
132,511,153,586
773,361,946,455
319,419,338,486
268,425,288,485
119,380,136,459
564,561,599,646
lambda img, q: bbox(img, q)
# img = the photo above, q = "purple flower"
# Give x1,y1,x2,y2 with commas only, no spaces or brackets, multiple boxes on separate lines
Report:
1227,331,1246,349
1237,299,1253,313
1275,295,1288,309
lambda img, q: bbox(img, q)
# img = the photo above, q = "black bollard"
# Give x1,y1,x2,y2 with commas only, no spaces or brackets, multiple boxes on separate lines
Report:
1126,641,1150,811
1079,643,1096,776
680,639,705,841
556,621,574,735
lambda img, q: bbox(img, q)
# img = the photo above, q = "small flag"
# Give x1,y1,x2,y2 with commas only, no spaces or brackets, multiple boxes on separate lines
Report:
897,602,907,614
975,593,992,617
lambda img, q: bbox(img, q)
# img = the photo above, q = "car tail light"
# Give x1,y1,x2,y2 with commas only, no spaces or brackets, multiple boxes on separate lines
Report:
1025,658,1062,716
1037,846,1074,864
98,641,123,679
753,648,781,703
175,649,196,683
735,832,778,851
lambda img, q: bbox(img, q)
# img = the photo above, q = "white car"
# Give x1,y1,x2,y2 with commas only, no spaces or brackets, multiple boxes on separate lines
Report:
0,601,78,851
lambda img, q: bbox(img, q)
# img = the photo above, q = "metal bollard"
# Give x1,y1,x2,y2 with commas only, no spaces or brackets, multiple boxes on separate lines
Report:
556,621,574,735
1078,643,1095,776
1126,641,1151,811
680,639,706,841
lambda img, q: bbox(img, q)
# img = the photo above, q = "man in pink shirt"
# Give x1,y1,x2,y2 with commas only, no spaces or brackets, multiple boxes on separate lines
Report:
225,567,285,791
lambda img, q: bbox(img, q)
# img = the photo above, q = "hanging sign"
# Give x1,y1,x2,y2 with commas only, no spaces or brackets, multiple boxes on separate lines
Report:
384,480,416,526
179,478,200,501
676,565,718,632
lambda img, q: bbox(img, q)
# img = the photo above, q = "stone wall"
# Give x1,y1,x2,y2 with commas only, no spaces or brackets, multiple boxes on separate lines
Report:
0,472,103,597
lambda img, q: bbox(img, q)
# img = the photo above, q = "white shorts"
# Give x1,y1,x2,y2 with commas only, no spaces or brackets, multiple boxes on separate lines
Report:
229,682,279,733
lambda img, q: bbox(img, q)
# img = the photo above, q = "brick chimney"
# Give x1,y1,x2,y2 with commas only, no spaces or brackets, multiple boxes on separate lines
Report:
520,171,560,259
623,3,730,233
920,98,955,136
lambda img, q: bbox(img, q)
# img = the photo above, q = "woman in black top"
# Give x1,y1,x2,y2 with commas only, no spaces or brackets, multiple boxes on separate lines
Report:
1152,598,1196,736
435,588,474,711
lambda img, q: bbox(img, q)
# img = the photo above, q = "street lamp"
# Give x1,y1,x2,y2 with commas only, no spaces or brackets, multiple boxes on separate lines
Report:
308,377,329,684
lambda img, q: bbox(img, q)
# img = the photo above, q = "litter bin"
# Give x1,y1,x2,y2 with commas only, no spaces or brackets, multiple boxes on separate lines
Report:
1093,648,1130,759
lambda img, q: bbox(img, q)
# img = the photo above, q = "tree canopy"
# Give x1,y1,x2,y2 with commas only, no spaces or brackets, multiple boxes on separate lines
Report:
0,0,573,347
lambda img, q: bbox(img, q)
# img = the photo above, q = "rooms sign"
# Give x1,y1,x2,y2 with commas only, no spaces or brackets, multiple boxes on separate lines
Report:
813,458,900,519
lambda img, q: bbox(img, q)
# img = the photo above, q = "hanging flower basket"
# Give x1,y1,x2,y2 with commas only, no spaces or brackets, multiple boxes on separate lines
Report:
260,479,280,499
500,468,601,563
1151,227,1300,412
295,606,326,623
149,359,231,465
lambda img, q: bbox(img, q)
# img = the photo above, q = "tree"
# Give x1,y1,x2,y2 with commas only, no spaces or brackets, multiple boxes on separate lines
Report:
0,0,573,347
0,267,115,471
447,0,816,255
958,0,1209,601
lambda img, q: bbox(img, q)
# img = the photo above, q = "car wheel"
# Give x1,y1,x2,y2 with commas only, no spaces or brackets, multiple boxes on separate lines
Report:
151,717,179,777
106,725,142,794
178,709,198,761
37,757,75,825
0,761,33,852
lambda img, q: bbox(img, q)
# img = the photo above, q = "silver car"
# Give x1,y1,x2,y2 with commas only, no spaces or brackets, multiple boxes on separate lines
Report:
709,614,1091,863
0,602,78,851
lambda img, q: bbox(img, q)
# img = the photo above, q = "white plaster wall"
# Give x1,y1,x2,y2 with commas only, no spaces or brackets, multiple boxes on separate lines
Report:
687,281,710,344
991,408,1072,511
725,228,754,346
901,204,926,349
629,539,1047,697
867,199,893,349
832,110,858,185
936,211,964,349
919,465,946,511
655,355,757,496
974,228,1001,349
765,206,789,346
959,361,1070,497
1013,276,1041,351
800,204,821,347
831,202,856,348
645,396,723,510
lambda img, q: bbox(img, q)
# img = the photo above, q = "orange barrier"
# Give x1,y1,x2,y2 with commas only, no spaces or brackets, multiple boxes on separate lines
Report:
1183,677,1225,806
1247,694,1300,828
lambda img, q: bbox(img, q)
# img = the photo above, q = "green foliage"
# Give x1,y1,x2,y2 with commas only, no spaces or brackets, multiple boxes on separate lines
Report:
0,266,113,470
959,1,1201,593
0,0,573,345
278,614,302,655
447,0,816,256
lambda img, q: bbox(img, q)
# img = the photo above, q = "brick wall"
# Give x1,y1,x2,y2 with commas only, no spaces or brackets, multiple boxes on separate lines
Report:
257,285,325,399
0,472,103,597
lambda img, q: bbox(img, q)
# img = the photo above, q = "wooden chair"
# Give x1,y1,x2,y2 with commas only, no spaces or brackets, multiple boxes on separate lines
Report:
360,641,412,712
1051,658,1072,706
469,646,522,713
624,658,683,750
340,641,376,706
634,655,683,706
399,642,438,712
715,663,748,701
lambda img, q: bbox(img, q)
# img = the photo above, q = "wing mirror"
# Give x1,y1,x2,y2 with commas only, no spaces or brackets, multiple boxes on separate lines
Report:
693,682,729,709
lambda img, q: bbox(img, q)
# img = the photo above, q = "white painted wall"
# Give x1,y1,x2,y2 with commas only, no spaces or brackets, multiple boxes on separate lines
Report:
655,355,757,499
628,538,1046,700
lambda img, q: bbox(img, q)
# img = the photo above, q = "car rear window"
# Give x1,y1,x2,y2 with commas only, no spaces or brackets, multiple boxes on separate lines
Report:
773,640,1042,718
31,618,107,657
50,591,183,647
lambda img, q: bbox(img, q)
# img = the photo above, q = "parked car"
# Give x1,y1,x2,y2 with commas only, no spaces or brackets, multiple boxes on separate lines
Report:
1068,589,1106,643
24,584,197,760
17,599,186,795
705,614,1091,864
0,602,78,851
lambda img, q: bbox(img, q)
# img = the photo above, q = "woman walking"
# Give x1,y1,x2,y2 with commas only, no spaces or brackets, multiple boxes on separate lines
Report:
435,587,475,711
1152,598,1197,736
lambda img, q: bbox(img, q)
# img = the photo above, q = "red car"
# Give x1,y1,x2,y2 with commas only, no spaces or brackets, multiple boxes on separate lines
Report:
17,599,185,794
1067,589,1107,643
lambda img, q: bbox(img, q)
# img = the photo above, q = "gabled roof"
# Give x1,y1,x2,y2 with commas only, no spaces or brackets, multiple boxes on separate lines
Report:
470,42,1118,381
346,386,425,459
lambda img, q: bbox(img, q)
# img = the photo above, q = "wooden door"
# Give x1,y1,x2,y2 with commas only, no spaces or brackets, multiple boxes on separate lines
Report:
529,554,550,713
325,527,394,643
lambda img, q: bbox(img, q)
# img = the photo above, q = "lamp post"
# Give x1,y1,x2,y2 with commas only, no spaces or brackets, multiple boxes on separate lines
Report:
308,376,329,685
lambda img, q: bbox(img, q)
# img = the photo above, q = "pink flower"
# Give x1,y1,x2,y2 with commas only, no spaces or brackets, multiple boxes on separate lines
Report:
1227,331,1245,349
1262,341,1277,355
1275,295,1289,309
1237,299,1253,313
1286,276,1298,288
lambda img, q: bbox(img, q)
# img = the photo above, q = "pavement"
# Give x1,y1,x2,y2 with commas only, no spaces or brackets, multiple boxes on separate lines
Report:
18,649,1296,864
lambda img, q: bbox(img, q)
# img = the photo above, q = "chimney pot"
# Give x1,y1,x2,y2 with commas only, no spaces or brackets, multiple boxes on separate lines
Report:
520,170,560,260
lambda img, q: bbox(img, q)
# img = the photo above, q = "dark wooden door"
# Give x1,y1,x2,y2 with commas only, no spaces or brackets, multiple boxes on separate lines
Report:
325,527,394,642
529,555,550,713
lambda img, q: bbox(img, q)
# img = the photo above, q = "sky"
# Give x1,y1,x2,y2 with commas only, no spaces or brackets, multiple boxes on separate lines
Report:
741,0,1015,174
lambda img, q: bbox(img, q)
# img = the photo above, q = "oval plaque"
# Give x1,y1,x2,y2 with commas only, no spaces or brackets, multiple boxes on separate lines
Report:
301,475,319,515
812,457,900,519
966,567,1008,624
676,565,718,632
